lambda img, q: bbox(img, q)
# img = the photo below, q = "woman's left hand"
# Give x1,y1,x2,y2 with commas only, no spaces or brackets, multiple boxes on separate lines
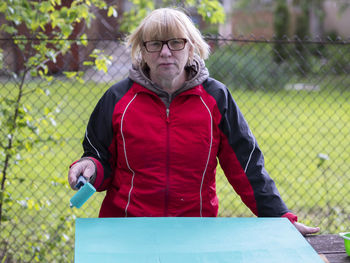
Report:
293,222,320,236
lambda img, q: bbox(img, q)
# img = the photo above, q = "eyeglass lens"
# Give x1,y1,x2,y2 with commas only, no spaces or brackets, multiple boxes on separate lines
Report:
144,39,186,52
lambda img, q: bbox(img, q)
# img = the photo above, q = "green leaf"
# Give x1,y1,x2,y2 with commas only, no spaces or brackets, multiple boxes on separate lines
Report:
44,107,50,115
63,71,77,78
83,61,94,66
197,0,225,24
39,1,54,13
7,6,14,15
45,75,53,82
30,70,38,77
80,33,88,46
28,199,34,210
34,203,41,211
35,88,46,95
107,6,118,17
2,24,17,34
46,50,57,63
60,24,73,38
24,141,32,151
41,119,48,127
76,76,85,84
0,1,7,13
76,4,89,19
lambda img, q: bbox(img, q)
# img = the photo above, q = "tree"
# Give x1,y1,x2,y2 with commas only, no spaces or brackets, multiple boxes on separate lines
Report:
273,0,290,63
0,0,118,224
0,1,118,261
120,0,225,33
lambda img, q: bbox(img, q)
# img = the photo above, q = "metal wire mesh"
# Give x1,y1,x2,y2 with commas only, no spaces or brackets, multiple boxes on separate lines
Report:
0,35,349,262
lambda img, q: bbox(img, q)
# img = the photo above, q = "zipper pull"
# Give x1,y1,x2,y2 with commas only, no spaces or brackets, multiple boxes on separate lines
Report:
166,108,170,122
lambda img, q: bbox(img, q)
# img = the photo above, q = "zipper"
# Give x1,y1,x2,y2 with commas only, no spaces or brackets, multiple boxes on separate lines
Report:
165,107,170,216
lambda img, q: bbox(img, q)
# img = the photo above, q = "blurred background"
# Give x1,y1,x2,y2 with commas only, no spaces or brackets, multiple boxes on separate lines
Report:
1,0,349,262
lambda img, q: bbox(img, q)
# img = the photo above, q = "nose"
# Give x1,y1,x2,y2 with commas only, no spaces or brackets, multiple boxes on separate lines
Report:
159,43,172,57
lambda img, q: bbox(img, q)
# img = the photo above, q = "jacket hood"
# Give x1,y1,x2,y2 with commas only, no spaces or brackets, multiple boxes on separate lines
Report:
128,55,209,106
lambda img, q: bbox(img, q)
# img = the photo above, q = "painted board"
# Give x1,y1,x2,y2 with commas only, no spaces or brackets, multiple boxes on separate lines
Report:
75,217,323,263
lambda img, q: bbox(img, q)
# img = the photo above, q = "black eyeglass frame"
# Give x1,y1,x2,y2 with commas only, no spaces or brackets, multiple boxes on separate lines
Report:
143,38,188,53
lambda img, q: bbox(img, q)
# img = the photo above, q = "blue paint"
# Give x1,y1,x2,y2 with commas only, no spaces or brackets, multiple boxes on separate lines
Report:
75,217,323,263
70,181,96,208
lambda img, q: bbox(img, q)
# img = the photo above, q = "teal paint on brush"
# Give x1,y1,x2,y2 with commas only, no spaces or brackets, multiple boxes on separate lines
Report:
70,175,96,208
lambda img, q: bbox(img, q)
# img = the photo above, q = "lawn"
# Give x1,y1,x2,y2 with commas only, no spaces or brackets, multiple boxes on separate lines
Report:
216,86,350,231
1,77,349,262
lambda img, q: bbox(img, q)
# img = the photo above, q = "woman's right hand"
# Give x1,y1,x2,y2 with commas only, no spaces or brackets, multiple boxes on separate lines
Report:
68,158,96,190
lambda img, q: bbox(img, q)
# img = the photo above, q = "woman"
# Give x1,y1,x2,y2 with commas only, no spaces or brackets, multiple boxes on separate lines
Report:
68,7,319,235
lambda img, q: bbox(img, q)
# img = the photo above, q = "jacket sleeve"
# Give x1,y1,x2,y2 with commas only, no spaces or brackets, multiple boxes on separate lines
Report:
80,88,117,191
213,82,293,218
79,79,132,191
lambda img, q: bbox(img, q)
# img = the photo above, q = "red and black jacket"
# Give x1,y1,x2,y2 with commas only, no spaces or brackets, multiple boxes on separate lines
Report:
80,77,297,222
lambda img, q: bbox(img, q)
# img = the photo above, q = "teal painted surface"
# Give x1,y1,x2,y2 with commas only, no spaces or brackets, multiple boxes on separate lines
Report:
69,182,96,208
75,217,323,263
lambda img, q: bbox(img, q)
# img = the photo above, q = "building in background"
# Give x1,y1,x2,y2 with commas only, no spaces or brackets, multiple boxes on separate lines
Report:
1,0,349,74
219,0,350,38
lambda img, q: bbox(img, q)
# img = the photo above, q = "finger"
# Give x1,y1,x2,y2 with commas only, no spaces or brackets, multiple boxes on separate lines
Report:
305,226,320,235
82,164,95,180
294,222,320,236
68,165,82,189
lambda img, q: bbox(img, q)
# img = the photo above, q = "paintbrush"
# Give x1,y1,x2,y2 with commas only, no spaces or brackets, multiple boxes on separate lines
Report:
70,174,96,208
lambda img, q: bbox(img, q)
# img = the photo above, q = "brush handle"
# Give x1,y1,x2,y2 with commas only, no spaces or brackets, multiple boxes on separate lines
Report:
75,174,87,190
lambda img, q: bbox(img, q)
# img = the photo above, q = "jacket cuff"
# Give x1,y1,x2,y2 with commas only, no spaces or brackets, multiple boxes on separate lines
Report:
85,157,104,188
282,212,298,224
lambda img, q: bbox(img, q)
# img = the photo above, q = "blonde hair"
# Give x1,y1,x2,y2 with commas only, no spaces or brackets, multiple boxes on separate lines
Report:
126,7,210,64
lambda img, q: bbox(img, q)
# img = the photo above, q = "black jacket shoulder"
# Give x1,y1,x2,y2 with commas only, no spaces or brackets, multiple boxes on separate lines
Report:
106,78,134,101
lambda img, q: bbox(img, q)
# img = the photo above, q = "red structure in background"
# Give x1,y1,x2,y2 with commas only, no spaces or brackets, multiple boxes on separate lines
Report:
9,0,123,74
11,0,83,73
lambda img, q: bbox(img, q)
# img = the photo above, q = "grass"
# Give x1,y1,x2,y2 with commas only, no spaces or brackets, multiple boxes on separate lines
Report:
1,77,350,261
216,86,350,227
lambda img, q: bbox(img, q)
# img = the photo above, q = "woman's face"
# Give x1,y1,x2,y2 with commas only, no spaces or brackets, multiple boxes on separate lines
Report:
142,37,191,83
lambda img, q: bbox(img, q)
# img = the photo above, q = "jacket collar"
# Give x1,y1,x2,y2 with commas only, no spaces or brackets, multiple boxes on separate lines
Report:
131,82,205,97
128,54,209,98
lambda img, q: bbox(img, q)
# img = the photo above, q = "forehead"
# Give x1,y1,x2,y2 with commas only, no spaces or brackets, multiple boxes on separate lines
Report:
141,13,187,41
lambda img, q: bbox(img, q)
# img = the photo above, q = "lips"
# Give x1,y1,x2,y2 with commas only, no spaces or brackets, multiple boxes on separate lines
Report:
159,63,174,66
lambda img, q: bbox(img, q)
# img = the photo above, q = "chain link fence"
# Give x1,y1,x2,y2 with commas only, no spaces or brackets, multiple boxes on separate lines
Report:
0,35,349,262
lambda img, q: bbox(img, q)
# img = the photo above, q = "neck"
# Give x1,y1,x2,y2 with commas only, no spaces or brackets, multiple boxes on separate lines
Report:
151,71,187,94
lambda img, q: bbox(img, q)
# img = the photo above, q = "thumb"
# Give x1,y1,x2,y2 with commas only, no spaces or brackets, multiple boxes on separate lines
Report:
82,163,95,179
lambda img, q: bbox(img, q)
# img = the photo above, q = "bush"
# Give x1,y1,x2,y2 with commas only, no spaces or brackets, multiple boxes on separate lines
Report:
322,43,350,75
207,44,293,90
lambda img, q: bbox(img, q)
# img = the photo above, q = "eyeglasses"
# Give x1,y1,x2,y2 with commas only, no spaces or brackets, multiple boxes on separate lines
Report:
143,38,187,52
